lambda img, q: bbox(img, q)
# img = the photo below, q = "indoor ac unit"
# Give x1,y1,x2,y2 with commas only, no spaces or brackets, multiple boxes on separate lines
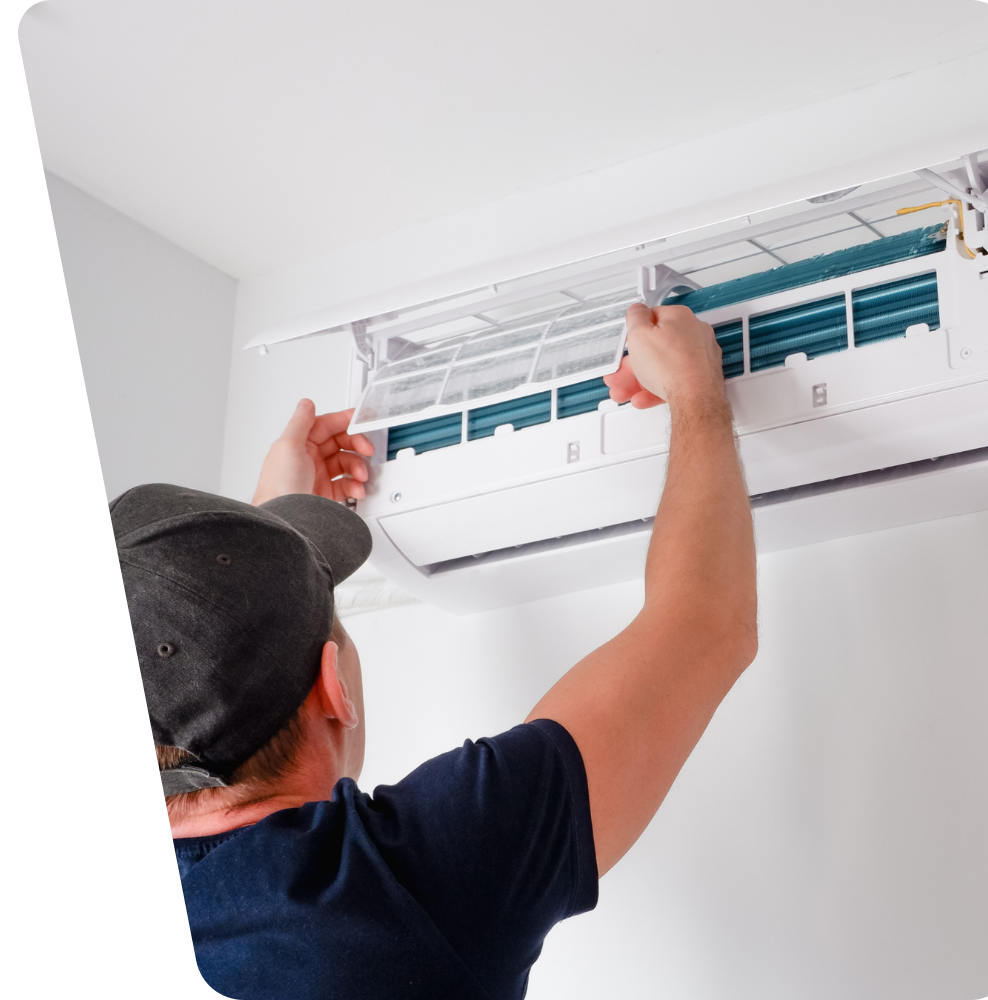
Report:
254,152,988,613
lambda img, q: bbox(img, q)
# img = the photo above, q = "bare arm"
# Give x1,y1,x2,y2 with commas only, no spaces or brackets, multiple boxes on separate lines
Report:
526,303,757,876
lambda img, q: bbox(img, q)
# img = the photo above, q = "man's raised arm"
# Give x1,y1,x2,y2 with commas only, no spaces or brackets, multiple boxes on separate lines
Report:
526,303,758,876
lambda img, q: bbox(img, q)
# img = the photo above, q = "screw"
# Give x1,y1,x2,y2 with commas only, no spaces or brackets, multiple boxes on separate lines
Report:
390,491,402,503
960,347,973,360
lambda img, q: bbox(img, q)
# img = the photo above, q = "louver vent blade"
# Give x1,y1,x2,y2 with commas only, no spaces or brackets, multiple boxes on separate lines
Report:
714,320,744,378
750,295,848,372
468,392,551,440
557,377,612,419
852,272,940,347
387,413,462,460
664,223,945,314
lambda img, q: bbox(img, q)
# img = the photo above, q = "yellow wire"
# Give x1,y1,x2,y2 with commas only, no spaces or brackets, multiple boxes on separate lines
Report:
897,199,977,259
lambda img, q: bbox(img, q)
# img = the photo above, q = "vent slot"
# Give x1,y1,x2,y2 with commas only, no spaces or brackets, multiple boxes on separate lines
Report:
852,272,940,348
557,376,611,419
387,413,462,460
714,320,744,378
467,392,551,440
749,295,848,372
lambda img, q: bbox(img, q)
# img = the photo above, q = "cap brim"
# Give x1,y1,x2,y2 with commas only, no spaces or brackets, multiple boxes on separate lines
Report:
259,494,372,584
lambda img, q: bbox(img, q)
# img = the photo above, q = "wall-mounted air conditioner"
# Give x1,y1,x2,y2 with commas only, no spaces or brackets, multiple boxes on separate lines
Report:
256,153,988,612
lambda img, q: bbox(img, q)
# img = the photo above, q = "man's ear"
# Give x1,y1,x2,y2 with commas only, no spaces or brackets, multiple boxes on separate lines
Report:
316,641,359,729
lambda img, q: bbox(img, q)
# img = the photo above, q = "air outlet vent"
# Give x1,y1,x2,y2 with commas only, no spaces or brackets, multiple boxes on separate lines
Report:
852,271,940,347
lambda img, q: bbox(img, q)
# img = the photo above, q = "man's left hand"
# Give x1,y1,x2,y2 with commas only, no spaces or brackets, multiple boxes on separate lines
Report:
252,399,375,505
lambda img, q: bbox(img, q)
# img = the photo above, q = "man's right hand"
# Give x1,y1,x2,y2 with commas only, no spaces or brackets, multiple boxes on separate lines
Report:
603,304,725,409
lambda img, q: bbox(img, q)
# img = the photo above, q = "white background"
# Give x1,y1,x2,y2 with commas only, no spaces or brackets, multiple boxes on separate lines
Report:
32,0,988,1000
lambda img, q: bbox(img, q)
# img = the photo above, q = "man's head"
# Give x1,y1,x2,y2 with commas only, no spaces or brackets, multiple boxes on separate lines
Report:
111,484,372,807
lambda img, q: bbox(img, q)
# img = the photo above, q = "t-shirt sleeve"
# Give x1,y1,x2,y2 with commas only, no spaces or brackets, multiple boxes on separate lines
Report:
355,719,598,996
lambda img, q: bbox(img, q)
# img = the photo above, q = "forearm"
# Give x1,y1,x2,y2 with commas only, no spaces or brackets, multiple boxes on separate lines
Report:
525,304,758,874
639,388,756,665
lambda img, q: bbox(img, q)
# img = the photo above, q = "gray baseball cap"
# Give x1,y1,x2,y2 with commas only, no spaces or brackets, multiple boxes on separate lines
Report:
110,484,372,796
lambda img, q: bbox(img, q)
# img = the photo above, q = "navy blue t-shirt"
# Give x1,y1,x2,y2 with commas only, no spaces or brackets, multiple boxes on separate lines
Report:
173,719,598,1000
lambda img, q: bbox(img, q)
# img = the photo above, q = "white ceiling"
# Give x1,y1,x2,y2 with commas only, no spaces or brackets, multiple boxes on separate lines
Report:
19,0,988,278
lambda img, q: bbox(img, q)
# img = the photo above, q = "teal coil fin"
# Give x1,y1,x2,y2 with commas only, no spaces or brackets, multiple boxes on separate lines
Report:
467,392,551,440
852,272,940,347
387,412,462,460
664,224,946,315
750,295,848,372
557,377,612,419
714,320,744,378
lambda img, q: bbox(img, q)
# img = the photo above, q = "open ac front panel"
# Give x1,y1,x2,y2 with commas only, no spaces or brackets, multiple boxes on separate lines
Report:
343,158,988,613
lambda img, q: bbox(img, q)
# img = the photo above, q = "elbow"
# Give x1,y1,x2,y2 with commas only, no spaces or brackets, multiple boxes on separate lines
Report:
735,626,759,672
709,614,758,679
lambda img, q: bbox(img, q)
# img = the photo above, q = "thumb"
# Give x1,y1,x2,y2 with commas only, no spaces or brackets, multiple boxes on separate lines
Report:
625,302,657,331
281,398,317,445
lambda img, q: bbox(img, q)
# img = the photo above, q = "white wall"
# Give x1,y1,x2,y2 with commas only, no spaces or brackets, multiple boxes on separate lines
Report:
50,102,988,1000
346,510,988,1000
46,172,237,500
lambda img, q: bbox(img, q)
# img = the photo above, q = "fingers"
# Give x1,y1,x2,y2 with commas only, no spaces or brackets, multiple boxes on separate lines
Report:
625,302,657,333
324,449,369,483
307,408,353,443
311,449,368,502
603,356,665,408
280,398,317,445
309,408,376,457
630,388,664,408
313,470,367,502
332,476,368,502
603,356,642,403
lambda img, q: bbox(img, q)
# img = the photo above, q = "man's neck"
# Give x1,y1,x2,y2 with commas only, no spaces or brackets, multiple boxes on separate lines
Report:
168,708,360,838
169,790,326,839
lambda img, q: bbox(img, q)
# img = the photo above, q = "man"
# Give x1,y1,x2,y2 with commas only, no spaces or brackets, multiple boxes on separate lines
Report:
115,303,757,999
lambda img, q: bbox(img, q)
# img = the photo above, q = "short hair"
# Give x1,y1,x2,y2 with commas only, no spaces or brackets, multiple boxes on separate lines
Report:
158,615,349,817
